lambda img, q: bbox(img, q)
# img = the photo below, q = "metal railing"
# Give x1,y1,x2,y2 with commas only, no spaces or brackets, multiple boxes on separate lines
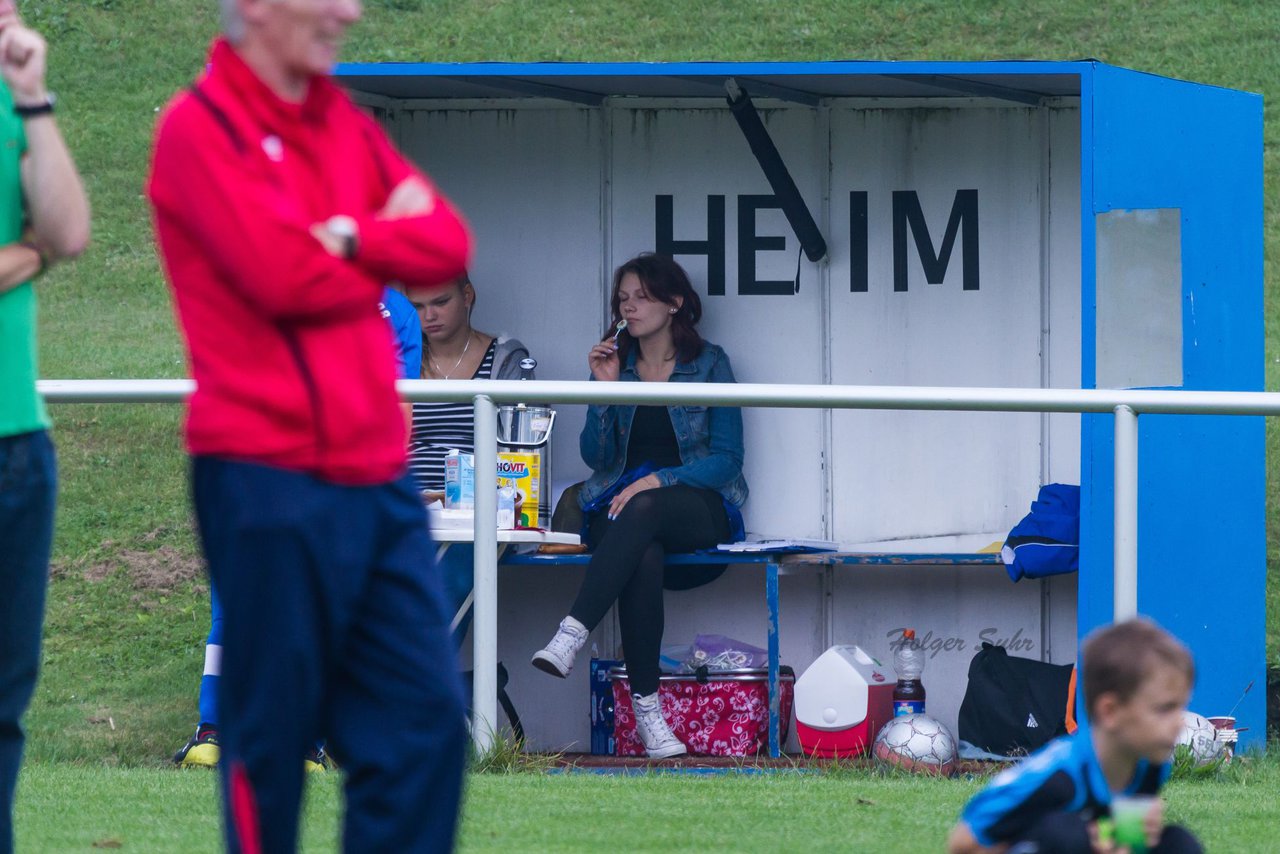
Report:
38,377,1280,752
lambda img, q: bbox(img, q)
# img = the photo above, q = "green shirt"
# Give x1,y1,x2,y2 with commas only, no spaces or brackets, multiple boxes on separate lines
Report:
0,81,47,438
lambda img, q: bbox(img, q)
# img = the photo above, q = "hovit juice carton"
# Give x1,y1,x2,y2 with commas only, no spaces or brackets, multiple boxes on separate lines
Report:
497,452,541,528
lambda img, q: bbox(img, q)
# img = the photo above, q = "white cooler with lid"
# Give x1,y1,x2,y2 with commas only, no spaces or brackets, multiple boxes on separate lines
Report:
794,644,896,758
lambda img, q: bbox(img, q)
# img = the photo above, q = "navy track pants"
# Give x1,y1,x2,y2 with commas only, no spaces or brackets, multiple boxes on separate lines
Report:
193,457,466,854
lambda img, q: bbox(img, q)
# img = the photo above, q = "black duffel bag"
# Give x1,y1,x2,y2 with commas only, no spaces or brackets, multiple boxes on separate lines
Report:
958,642,1074,757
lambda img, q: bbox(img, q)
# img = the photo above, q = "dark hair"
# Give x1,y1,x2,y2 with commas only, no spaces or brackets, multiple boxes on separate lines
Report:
1081,617,1195,717
608,253,704,365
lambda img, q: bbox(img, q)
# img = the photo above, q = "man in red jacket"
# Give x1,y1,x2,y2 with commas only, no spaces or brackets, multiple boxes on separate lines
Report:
147,2,469,851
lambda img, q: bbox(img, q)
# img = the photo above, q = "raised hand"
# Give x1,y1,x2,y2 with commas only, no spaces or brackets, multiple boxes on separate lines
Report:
588,340,620,382
0,14,48,104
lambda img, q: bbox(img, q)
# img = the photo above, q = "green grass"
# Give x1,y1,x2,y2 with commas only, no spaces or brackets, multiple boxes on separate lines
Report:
13,758,1280,852
17,0,1280,772
12,766,338,852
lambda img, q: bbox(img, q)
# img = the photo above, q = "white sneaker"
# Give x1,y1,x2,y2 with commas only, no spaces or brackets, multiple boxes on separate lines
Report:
632,691,687,759
531,616,589,678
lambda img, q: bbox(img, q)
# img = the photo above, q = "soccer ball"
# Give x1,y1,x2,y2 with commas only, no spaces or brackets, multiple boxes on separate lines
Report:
872,714,958,777
1176,711,1225,767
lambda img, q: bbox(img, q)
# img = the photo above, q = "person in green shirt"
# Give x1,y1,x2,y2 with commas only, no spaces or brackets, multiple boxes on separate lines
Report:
0,3,89,852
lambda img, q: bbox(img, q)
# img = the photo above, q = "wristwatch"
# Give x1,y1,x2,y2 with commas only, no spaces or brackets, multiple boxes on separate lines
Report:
14,93,56,119
325,215,359,260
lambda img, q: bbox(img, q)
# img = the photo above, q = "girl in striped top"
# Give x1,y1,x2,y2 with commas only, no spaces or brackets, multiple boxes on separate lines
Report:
405,274,533,492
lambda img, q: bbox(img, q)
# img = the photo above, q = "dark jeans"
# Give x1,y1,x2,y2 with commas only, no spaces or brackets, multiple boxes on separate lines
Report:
1008,811,1202,854
569,485,730,696
0,431,56,854
193,457,466,854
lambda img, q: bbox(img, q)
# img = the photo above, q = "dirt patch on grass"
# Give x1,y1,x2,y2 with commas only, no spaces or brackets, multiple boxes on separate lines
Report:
67,527,206,596
80,536,205,596
120,545,204,595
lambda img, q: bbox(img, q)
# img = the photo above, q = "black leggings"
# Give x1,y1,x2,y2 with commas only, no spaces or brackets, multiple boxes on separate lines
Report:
568,486,731,696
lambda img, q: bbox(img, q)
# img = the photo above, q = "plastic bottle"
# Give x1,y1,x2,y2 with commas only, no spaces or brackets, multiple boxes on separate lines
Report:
892,628,926,716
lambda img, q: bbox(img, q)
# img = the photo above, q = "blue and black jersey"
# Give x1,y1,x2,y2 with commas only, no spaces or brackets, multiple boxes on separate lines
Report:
959,728,1169,847
380,287,422,380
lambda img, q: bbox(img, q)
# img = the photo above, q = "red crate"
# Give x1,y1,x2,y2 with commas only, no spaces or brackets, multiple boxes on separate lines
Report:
610,667,794,757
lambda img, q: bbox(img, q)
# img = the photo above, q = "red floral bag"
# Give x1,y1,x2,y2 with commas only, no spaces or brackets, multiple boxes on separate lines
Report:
610,668,795,757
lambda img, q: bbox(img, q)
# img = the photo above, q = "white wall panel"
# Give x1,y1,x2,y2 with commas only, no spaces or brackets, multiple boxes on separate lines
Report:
827,107,1048,542
397,107,605,496
609,106,827,538
393,102,1083,544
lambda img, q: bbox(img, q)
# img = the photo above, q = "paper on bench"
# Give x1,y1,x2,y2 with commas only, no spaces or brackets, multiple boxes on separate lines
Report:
716,538,837,553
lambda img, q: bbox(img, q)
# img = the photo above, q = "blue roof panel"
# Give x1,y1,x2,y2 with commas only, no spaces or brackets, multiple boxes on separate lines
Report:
334,59,1091,104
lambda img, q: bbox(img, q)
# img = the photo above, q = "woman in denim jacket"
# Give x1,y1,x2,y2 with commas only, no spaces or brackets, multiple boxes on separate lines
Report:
532,253,748,758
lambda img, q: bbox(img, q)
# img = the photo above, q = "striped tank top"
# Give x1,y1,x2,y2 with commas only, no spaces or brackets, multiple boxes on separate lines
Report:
408,340,496,492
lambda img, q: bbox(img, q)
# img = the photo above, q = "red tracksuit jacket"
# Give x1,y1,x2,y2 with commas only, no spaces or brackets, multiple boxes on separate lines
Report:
148,40,470,485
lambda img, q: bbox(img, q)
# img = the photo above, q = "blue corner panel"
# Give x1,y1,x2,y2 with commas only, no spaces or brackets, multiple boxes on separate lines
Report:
1080,65,1265,746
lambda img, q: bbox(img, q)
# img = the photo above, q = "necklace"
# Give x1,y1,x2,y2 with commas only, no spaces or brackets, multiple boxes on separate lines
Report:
429,331,473,379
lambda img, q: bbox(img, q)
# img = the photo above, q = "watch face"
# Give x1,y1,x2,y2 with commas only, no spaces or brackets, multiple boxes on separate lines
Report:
326,215,357,238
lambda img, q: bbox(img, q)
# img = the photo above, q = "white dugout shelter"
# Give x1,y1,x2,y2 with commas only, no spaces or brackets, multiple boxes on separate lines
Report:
335,60,1264,751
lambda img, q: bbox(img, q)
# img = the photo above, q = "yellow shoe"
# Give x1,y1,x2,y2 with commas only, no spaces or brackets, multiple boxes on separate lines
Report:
304,745,330,773
174,724,220,768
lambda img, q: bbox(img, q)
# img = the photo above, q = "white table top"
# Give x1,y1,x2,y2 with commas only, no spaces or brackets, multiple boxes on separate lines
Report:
430,528,581,545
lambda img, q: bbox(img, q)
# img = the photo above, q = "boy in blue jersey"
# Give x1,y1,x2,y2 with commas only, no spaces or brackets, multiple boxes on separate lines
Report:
948,618,1202,854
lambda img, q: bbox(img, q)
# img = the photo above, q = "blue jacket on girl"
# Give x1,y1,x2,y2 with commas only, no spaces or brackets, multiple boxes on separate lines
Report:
578,341,749,510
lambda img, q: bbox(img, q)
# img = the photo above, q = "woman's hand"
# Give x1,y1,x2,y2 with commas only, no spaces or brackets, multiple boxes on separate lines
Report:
608,474,661,519
588,340,620,382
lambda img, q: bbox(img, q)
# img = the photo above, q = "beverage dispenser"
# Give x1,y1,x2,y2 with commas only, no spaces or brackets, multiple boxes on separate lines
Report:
495,358,554,528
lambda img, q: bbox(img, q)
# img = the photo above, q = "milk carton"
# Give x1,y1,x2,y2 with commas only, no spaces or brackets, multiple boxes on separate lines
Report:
444,450,475,510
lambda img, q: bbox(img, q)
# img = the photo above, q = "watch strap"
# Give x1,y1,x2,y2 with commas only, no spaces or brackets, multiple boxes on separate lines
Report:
14,94,55,118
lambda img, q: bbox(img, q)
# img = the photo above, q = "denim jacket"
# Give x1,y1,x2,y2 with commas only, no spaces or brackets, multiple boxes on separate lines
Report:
578,341,749,509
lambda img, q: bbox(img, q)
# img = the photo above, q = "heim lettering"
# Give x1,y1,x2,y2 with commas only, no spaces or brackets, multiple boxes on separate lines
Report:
655,190,980,295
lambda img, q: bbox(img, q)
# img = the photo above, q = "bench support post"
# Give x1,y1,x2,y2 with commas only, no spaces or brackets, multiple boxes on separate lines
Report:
767,560,780,758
